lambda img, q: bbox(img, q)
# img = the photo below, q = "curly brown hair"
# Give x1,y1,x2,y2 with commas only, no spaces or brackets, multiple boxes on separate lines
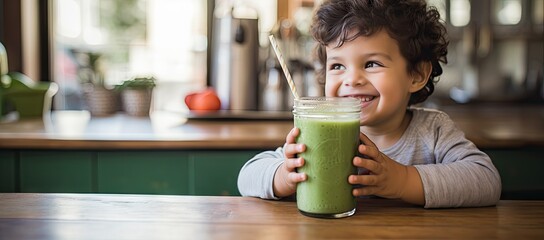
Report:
311,0,449,105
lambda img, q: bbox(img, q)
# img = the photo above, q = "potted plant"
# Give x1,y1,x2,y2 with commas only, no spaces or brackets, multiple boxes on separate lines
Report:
75,50,119,116
116,76,156,116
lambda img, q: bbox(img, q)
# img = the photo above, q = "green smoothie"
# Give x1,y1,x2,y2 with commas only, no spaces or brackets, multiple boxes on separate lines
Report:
295,117,360,217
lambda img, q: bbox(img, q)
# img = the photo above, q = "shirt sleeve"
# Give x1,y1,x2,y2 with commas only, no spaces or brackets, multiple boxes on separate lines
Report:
414,112,502,208
237,147,284,199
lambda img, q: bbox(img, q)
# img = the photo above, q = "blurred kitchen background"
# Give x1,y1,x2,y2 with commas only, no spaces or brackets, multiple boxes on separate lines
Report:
1,0,543,115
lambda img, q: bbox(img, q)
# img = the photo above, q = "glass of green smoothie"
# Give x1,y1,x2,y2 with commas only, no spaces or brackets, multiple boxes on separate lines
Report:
293,97,361,218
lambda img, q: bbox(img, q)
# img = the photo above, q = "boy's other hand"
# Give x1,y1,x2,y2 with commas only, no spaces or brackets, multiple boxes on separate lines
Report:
348,133,424,205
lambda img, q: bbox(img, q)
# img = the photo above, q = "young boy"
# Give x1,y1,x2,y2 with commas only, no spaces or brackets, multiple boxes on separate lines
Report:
238,0,501,208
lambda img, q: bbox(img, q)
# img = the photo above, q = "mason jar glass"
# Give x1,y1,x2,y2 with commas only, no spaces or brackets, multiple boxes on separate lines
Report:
293,97,361,218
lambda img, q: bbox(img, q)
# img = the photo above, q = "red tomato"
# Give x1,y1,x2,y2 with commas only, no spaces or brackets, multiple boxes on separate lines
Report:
185,88,221,111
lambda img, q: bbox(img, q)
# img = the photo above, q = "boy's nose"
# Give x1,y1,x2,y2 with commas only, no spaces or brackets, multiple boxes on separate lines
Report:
343,70,365,87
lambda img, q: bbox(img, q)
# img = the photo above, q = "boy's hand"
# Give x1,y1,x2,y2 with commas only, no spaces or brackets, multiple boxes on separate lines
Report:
273,127,307,198
348,133,425,205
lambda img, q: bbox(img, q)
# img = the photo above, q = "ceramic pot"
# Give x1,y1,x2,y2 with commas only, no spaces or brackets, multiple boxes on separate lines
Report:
84,86,118,116
121,88,153,116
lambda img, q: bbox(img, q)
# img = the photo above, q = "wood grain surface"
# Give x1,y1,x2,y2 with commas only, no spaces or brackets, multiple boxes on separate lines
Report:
0,193,543,239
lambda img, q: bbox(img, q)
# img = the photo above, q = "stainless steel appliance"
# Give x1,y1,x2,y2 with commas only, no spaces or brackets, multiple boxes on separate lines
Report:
209,6,259,111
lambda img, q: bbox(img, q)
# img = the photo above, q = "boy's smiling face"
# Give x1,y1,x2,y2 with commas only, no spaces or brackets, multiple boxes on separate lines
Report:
324,29,427,128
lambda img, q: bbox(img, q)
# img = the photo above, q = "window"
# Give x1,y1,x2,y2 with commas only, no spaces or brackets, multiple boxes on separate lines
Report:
52,0,209,112
450,0,471,27
51,0,278,113
493,0,522,25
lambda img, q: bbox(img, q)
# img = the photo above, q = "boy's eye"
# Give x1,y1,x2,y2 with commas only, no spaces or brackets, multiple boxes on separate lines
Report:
330,64,346,70
365,61,382,68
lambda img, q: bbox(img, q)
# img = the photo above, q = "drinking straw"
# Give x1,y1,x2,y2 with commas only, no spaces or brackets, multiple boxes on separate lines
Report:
268,35,300,99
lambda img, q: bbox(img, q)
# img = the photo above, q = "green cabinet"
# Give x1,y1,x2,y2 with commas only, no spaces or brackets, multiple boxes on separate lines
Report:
2,148,544,199
19,151,94,193
0,151,16,192
97,151,190,195
1,149,261,196
190,150,260,196
484,148,544,200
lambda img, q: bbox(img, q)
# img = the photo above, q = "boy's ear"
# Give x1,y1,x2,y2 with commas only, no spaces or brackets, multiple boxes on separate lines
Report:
409,61,432,93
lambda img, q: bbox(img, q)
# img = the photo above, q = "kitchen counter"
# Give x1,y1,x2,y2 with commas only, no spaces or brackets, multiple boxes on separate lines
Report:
0,111,293,150
0,104,543,150
1,104,543,199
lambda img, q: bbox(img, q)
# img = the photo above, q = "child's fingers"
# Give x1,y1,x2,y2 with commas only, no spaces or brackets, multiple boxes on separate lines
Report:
352,185,378,197
349,174,379,186
353,156,381,174
284,157,304,171
358,132,385,164
359,132,377,148
287,172,307,183
285,127,300,144
284,143,306,158
358,144,382,163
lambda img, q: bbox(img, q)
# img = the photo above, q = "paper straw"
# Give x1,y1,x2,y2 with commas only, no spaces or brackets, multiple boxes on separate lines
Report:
268,35,300,99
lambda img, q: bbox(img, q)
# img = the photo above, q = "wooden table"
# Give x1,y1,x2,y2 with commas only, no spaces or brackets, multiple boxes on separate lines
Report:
1,194,543,239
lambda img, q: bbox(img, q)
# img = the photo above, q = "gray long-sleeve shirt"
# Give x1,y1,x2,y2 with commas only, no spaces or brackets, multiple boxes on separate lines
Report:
237,108,502,208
